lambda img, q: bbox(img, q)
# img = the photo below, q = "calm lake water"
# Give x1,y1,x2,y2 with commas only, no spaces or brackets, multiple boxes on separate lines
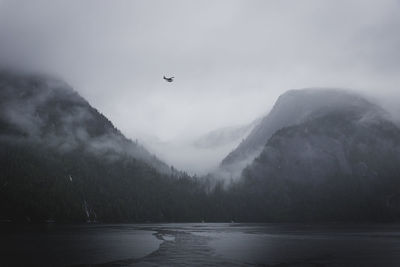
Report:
2,223,400,266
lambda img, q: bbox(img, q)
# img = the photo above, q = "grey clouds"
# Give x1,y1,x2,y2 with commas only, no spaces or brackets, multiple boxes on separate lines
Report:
0,0,399,174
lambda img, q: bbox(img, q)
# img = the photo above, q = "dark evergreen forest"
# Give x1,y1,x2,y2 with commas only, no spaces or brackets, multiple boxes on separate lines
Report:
2,72,400,223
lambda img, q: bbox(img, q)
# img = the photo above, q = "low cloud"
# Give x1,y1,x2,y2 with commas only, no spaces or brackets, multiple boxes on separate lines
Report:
0,0,400,174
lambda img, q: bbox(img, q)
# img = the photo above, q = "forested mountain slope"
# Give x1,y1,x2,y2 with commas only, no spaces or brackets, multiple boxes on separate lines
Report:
0,72,206,222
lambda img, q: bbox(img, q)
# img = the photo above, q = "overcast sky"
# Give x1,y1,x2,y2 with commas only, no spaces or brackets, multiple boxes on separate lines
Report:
1,0,400,173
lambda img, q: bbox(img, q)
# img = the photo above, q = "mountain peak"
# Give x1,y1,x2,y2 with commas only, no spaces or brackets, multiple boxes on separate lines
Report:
219,88,390,178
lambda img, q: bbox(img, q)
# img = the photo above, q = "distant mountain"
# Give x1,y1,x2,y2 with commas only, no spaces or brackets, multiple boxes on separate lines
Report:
220,89,387,177
230,89,400,221
193,118,260,149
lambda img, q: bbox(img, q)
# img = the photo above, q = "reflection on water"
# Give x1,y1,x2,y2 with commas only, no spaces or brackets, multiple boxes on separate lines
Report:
190,223,400,266
0,224,161,266
2,223,400,266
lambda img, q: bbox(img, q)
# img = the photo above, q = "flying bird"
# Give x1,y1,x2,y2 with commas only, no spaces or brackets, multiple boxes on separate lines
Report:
163,76,174,82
